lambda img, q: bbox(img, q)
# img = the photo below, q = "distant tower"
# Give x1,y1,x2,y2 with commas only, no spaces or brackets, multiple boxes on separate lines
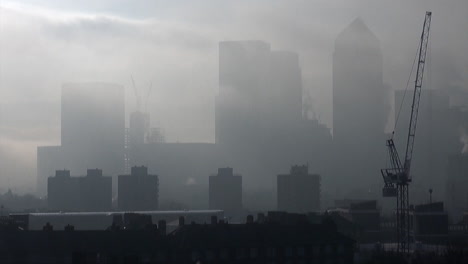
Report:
38,82,125,196
216,41,303,146
277,165,320,213
332,18,386,191
209,167,242,216
118,166,159,211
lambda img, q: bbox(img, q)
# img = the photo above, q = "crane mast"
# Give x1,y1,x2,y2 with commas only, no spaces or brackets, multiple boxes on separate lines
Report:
381,11,432,254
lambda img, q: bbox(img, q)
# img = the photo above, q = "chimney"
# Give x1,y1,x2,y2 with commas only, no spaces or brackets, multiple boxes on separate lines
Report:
158,220,166,236
211,215,218,225
179,216,185,226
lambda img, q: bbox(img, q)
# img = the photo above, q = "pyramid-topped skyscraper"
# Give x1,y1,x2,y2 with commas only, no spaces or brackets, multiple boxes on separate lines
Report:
332,18,387,195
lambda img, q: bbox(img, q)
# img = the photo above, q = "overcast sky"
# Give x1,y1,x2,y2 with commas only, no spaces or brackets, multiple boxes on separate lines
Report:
0,0,467,192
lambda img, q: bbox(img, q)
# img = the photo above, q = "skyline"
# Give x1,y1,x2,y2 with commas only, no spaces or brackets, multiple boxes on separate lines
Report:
1,0,468,192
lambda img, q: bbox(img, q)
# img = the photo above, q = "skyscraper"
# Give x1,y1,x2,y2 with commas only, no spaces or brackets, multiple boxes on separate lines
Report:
332,18,387,193
215,40,332,195
216,41,303,147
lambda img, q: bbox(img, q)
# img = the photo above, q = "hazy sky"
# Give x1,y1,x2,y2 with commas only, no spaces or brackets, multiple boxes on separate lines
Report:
0,0,467,192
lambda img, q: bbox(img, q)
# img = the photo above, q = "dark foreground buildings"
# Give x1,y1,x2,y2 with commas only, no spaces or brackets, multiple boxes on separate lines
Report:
1,212,355,264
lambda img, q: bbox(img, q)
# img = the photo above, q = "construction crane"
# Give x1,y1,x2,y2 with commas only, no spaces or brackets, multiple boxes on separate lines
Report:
131,75,142,112
381,11,432,253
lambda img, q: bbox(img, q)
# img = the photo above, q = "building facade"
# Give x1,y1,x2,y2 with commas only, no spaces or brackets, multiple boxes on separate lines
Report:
332,18,387,195
118,166,159,211
446,154,468,222
38,82,125,195
209,167,242,215
47,169,112,212
277,165,320,213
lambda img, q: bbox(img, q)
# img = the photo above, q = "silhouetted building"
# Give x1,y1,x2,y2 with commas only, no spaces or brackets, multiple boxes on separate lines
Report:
10,210,224,231
170,213,354,264
47,169,112,212
1,212,354,264
277,165,320,213
332,18,386,194
411,202,448,243
79,169,112,211
37,83,125,195
331,199,381,242
47,170,80,211
215,40,332,201
209,167,242,215
446,154,468,222
118,166,159,211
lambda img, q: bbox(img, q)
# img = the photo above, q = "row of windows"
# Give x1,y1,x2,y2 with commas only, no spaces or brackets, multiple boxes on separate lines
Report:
191,245,348,261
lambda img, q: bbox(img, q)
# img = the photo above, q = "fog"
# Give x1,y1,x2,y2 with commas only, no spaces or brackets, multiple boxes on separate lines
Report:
0,0,467,202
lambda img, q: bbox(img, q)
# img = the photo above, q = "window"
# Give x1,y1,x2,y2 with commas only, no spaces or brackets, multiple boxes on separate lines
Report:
220,248,229,260
297,246,305,257
206,250,215,261
156,250,166,261
191,250,200,262
337,244,345,254
250,248,258,258
325,245,332,255
236,248,247,260
285,247,293,257
267,247,276,258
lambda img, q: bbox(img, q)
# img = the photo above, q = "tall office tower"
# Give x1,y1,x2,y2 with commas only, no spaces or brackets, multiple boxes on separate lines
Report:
216,41,303,146
209,167,242,216
277,165,320,213
37,83,125,195
118,166,159,211
332,18,386,193
61,83,125,150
